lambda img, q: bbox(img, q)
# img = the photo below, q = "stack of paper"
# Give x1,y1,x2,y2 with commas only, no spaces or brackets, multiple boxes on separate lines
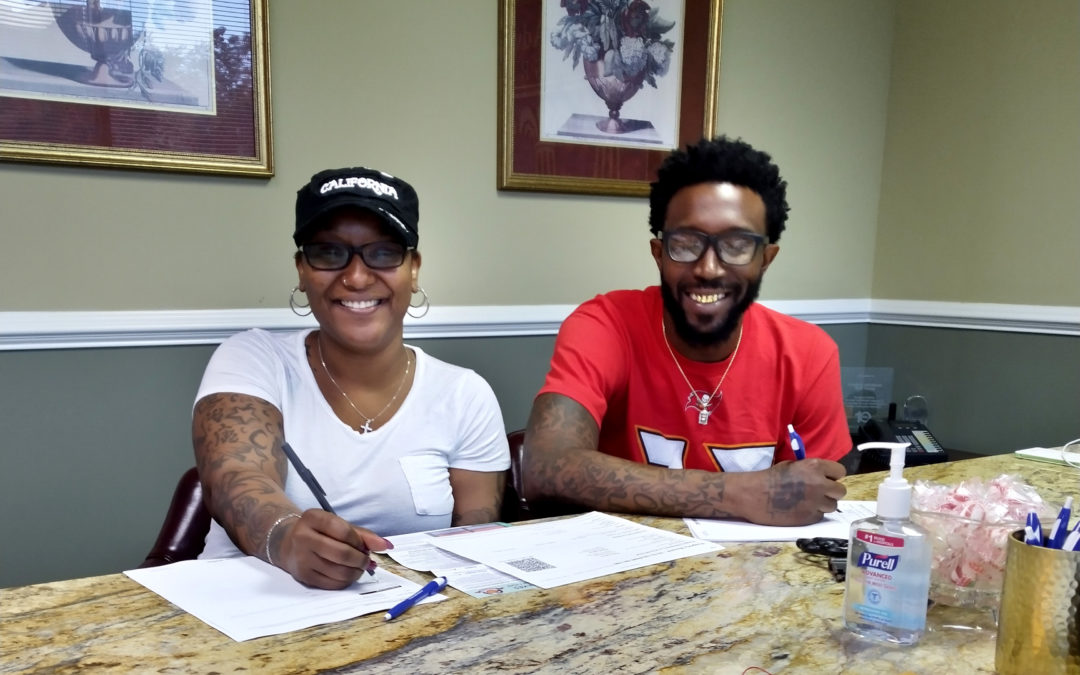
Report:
124,558,442,641
384,523,537,598
1015,447,1075,466
427,511,722,589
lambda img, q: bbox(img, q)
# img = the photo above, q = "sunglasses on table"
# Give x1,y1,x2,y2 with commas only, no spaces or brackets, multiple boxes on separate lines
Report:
661,229,767,266
300,241,411,270
796,537,849,582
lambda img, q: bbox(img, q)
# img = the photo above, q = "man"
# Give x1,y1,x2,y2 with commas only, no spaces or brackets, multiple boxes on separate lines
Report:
523,136,850,526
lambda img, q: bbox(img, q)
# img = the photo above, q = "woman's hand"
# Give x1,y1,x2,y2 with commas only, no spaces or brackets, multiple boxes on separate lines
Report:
275,509,392,590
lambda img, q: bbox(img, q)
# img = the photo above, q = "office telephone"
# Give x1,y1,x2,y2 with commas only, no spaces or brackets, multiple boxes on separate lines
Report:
856,404,948,467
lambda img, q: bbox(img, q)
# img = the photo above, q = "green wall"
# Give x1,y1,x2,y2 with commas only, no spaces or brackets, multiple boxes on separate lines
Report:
874,0,1080,304
0,0,894,312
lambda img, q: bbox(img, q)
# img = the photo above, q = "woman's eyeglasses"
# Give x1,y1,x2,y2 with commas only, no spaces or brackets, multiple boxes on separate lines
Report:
661,229,767,266
300,241,410,270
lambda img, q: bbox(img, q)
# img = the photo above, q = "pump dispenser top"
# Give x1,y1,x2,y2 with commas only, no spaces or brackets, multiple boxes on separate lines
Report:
857,441,912,519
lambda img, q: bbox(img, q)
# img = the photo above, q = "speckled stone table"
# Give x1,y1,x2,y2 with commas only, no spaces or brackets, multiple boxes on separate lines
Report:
2,455,1075,674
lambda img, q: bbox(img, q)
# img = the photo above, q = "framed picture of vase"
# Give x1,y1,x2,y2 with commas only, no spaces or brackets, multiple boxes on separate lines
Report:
0,0,272,177
498,0,722,197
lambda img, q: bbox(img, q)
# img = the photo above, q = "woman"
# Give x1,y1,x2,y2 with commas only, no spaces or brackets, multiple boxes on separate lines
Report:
192,166,509,589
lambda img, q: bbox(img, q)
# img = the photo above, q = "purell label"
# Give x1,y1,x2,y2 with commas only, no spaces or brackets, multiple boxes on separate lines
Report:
856,551,900,571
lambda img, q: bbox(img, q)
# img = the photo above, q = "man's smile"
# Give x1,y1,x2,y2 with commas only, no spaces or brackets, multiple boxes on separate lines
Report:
689,290,729,305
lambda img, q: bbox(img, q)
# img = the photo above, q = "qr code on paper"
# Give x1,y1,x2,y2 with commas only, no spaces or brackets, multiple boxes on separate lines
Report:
507,557,554,572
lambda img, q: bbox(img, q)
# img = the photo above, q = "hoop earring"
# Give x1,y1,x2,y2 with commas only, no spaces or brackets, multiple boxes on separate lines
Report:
407,287,430,319
289,286,312,317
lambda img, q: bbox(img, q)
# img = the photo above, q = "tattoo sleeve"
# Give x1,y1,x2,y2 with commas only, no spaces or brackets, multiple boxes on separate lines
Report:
192,393,300,561
522,393,740,519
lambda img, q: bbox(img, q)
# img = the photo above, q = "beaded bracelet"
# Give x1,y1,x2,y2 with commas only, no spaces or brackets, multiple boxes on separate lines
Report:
264,513,301,567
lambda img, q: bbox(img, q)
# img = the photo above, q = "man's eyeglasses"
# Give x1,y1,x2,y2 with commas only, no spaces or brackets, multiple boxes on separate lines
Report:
300,241,410,270
661,229,767,266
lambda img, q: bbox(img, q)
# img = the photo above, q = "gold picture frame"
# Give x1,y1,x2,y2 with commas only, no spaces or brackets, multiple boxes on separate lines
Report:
498,0,722,197
0,0,273,177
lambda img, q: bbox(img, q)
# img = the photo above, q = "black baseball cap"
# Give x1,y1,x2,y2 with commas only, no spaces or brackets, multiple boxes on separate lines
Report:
294,167,419,248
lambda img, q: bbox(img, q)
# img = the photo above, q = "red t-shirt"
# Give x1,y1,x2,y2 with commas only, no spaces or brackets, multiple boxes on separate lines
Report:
539,287,850,471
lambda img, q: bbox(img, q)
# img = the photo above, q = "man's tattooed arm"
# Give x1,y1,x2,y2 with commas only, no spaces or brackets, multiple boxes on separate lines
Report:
522,393,846,524
192,393,300,561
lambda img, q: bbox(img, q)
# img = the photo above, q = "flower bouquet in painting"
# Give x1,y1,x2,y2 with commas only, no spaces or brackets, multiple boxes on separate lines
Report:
549,0,676,136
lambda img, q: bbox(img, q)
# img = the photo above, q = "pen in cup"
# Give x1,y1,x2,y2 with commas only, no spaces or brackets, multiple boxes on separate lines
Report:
281,441,375,575
1062,520,1080,552
1046,496,1073,550
1023,511,1044,546
384,576,448,621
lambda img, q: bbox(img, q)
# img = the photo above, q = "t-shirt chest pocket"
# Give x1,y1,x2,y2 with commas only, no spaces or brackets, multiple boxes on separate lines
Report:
398,452,453,516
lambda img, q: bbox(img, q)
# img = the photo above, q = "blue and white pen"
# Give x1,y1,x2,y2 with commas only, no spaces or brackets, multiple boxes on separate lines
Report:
1023,511,1044,546
787,424,806,460
384,576,448,621
1062,520,1080,552
1047,496,1073,549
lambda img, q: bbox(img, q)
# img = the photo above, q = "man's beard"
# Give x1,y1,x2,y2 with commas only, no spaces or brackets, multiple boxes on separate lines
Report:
660,277,762,348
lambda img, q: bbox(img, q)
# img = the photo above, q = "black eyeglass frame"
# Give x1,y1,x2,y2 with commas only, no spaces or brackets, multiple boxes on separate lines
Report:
299,241,413,271
660,228,768,267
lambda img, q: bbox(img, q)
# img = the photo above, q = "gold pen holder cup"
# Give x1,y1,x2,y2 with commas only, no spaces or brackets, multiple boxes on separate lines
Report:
995,530,1080,674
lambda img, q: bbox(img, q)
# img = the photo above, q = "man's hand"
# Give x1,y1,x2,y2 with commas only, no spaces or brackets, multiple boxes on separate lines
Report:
276,509,392,590
736,458,847,526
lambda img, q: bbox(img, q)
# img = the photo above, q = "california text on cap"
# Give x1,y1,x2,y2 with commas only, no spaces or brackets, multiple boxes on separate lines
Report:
294,167,420,248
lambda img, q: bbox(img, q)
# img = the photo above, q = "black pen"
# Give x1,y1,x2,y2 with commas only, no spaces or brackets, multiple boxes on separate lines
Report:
281,442,335,513
281,441,375,575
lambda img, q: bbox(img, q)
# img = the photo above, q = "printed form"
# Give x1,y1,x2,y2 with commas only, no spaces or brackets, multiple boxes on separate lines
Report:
428,511,722,589
384,524,537,597
684,500,877,541
124,558,443,641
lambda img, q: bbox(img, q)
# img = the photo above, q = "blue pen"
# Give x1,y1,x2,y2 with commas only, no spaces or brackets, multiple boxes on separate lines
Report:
787,424,806,460
1023,511,1044,546
1062,520,1080,552
1046,497,1073,549
384,576,448,621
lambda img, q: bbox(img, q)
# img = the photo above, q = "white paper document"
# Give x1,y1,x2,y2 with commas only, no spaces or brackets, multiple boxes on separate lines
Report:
428,511,722,589
1015,446,1074,466
124,557,444,642
684,500,877,542
385,524,537,597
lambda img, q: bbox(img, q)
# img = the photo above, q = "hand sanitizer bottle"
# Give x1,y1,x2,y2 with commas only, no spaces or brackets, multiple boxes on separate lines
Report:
843,442,931,645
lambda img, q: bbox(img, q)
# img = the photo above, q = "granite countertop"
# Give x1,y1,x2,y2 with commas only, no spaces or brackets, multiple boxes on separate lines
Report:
2,454,1074,674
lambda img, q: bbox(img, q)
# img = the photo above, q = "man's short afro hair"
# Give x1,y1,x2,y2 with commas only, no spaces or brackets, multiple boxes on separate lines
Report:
648,136,790,243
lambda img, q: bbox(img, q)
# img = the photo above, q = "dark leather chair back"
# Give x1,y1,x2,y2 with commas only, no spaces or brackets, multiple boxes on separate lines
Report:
139,467,212,567
502,428,585,521
501,429,528,522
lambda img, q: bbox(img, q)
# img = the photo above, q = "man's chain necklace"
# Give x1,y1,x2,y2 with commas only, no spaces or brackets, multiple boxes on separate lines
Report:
661,318,743,425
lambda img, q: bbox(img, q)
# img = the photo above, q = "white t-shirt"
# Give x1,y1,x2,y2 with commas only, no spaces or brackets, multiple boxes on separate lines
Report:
195,328,510,559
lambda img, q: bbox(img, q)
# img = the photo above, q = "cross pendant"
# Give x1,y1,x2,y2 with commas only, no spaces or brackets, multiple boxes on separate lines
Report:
360,420,373,434
698,408,710,425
